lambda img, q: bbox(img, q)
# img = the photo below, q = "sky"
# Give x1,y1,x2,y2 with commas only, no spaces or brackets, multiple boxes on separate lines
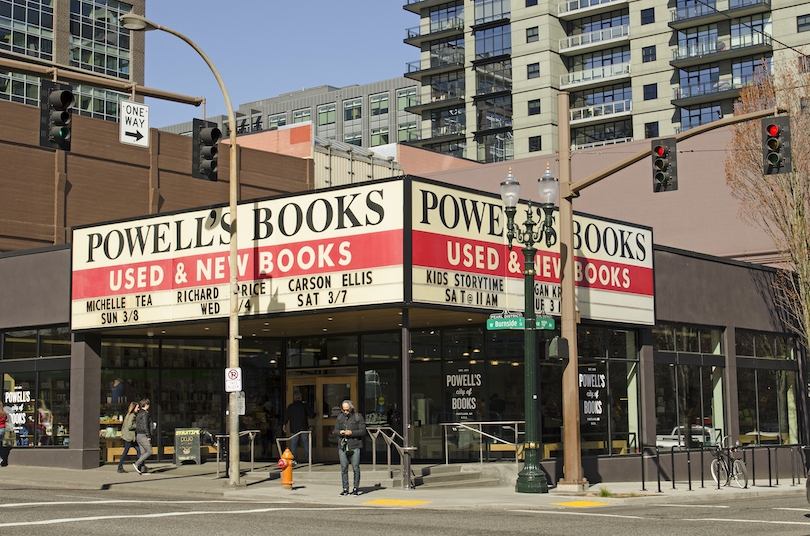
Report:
141,1,416,128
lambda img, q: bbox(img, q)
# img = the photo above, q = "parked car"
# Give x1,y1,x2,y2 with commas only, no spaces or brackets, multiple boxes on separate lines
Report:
656,425,717,450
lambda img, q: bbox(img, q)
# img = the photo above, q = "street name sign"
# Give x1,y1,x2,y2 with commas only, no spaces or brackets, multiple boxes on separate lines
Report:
486,317,556,330
119,100,150,148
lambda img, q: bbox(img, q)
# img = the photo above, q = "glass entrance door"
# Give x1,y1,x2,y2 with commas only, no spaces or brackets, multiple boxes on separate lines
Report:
286,373,357,462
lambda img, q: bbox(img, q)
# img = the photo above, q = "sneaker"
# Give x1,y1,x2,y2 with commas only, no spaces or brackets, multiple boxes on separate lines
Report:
339,489,349,496
351,488,360,496
132,463,142,475
117,467,126,473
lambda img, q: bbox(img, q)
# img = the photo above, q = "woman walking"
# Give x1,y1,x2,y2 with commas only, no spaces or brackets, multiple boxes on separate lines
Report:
117,402,140,473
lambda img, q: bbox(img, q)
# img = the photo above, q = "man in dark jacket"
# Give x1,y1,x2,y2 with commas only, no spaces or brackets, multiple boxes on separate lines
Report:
134,398,154,475
283,391,315,464
333,399,366,496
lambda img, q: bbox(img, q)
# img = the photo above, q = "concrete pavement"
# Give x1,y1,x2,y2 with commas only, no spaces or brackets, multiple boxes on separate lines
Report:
0,461,804,510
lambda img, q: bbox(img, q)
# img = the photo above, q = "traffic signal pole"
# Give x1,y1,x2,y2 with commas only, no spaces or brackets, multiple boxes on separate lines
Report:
555,92,783,490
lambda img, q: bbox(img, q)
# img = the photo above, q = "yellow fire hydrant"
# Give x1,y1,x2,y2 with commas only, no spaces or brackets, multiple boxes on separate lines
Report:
278,447,294,490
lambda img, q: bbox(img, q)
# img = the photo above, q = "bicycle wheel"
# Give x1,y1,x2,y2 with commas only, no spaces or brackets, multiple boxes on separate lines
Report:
710,458,727,485
732,459,748,489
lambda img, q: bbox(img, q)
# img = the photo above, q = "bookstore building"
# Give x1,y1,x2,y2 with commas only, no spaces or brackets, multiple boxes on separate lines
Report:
0,176,804,480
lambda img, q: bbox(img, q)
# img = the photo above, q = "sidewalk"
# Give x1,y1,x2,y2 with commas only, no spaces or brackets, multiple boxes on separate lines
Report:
0,461,804,510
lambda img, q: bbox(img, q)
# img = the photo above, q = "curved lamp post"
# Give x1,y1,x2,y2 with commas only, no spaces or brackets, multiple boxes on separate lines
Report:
500,164,558,493
120,13,242,487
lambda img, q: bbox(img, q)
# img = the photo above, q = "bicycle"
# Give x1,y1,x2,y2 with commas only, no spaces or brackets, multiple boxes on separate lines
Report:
710,435,748,488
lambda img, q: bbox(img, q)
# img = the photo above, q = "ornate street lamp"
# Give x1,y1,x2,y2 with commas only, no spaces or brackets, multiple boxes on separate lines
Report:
500,164,558,493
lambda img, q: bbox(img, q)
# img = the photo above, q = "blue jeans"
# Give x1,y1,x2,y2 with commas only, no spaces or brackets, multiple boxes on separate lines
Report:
117,440,141,468
290,431,310,462
338,447,361,491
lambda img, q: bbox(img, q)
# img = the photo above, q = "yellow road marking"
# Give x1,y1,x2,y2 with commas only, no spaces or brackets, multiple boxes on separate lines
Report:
363,499,432,506
551,501,609,507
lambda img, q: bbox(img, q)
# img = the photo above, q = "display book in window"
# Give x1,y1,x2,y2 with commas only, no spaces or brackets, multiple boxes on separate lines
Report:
39,381,69,446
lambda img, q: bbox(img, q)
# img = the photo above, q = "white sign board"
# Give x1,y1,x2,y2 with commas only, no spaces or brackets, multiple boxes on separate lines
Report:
119,100,150,148
225,367,242,392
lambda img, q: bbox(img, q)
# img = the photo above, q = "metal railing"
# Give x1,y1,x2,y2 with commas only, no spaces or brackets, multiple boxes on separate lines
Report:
561,62,630,87
673,79,741,99
406,17,464,39
570,99,632,122
573,136,632,150
366,426,417,479
407,51,465,73
672,34,772,61
214,429,260,477
558,0,625,16
275,430,312,473
560,24,629,51
440,421,523,469
670,0,771,22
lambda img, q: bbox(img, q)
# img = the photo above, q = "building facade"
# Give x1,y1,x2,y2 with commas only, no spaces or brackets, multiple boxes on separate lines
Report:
403,0,810,162
160,78,425,153
0,0,146,121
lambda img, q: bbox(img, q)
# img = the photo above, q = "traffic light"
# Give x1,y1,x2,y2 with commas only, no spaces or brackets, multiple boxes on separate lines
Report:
39,80,74,151
652,137,678,192
192,118,221,181
762,116,792,175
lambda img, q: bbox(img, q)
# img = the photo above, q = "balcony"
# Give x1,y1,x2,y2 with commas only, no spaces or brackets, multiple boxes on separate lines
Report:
560,63,631,89
670,34,772,67
405,89,466,114
558,0,628,20
559,24,630,55
405,17,465,47
405,51,466,81
669,0,771,29
409,122,467,146
573,136,633,150
404,0,451,14
672,79,745,105
569,99,632,125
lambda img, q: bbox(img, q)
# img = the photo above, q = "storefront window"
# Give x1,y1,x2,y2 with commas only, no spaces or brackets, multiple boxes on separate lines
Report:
736,367,798,445
286,336,359,367
3,329,37,359
736,330,794,359
362,333,401,361
409,330,441,459
240,338,282,458
2,326,71,359
3,370,70,447
654,323,723,354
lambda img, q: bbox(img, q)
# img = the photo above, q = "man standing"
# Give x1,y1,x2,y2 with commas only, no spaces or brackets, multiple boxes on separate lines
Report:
282,391,314,465
334,399,366,496
134,398,153,475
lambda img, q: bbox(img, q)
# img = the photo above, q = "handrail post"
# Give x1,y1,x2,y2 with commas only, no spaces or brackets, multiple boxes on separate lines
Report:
656,446,662,493
768,446,772,487
640,444,646,491
671,447,677,489
687,446,692,491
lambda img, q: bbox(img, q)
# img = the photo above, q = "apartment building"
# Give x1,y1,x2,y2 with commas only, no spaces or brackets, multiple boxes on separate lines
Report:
0,0,145,121
403,0,810,162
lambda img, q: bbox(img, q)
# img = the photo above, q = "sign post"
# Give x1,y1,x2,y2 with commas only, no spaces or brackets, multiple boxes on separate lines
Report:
119,100,150,148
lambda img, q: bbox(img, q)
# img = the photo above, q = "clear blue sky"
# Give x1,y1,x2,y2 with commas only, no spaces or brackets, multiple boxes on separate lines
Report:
142,1,416,128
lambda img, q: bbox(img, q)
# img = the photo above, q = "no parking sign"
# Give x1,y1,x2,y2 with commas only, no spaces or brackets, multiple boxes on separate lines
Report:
225,367,242,392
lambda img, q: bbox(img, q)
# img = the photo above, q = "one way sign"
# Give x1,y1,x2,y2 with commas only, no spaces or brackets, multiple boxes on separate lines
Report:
119,100,150,148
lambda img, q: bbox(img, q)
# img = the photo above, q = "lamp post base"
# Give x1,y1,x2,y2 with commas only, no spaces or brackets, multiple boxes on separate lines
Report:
516,467,549,493
556,478,590,492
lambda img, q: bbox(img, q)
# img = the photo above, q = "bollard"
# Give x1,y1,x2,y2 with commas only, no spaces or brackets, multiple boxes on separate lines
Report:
687,447,692,491
279,448,295,490
641,445,646,492
656,447,662,493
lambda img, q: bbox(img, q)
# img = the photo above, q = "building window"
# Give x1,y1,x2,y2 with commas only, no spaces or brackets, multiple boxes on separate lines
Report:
529,135,541,152
475,24,511,60
527,63,540,79
293,108,311,123
528,99,541,115
800,56,810,74
344,130,362,146
398,121,418,142
317,104,336,126
644,122,659,139
1,0,54,61
476,95,512,131
344,98,362,122
69,0,132,79
268,113,286,128
641,8,654,25
526,27,539,43
4,370,71,447
476,131,513,163
526,0,538,5
643,83,657,100
370,93,389,116
397,87,418,110
799,15,810,32
642,45,656,63
371,127,389,146
476,60,511,95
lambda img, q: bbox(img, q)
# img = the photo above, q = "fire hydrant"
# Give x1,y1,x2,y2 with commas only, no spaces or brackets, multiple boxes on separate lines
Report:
278,448,294,490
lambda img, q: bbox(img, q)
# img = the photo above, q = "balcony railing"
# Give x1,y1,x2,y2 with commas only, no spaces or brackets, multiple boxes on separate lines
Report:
672,79,745,99
672,34,772,61
573,136,632,150
670,0,771,22
558,0,624,16
407,51,465,73
561,62,630,87
560,24,629,51
570,99,632,122
406,17,464,39
431,123,466,138
431,88,465,102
